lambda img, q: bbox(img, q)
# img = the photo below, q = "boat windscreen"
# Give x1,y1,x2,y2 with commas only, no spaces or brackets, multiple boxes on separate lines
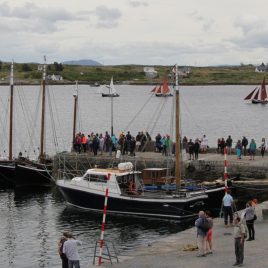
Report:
83,173,107,182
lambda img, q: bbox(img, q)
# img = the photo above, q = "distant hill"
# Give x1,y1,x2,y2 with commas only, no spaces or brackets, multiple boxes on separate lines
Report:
62,59,102,66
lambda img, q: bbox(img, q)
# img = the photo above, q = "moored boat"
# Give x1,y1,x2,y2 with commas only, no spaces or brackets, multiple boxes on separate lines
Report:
102,77,119,97
57,162,207,220
6,57,54,187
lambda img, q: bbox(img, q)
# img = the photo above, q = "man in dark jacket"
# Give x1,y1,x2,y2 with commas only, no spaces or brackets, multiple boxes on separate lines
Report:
242,136,248,156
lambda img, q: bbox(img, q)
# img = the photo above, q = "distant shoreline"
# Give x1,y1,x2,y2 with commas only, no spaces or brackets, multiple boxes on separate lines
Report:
0,81,259,86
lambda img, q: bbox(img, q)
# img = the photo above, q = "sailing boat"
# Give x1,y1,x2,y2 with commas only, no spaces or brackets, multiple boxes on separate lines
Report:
56,65,208,221
152,79,173,97
8,57,54,187
244,77,268,104
102,77,119,97
0,61,17,187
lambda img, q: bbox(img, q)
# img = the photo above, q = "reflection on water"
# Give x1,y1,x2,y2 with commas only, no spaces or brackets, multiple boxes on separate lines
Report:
1,183,267,267
0,186,192,268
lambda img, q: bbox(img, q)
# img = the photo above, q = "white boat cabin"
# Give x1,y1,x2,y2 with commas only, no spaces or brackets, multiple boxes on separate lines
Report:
69,162,143,196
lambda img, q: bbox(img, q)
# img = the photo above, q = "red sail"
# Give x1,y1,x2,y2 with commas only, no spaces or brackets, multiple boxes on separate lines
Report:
252,88,260,100
162,79,170,94
260,77,267,101
244,87,257,100
151,86,157,93
156,86,162,94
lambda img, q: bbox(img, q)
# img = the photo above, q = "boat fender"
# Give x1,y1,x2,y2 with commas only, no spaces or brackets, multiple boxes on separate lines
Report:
116,150,121,159
205,164,211,171
188,165,195,172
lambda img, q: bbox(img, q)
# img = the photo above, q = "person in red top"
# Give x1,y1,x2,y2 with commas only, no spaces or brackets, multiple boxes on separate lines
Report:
205,210,213,254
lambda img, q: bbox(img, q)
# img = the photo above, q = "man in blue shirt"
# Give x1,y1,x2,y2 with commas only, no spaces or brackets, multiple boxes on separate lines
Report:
222,189,234,226
195,211,207,257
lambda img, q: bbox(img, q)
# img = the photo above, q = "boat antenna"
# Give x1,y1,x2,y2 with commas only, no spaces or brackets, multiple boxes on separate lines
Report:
9,60,14,160
39,56,46,162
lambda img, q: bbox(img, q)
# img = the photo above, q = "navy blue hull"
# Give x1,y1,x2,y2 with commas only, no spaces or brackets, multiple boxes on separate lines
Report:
0,162,15,188
6,164,54,187
58,185,206,220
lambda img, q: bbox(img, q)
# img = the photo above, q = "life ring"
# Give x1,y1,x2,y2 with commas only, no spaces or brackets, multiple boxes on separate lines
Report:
205,164,211,171
188,165,195,172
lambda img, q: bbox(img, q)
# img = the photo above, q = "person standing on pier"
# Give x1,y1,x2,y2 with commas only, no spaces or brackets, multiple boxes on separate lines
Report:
188,139,194,160
242,136,248,156
58,231,69,268
63,232,82,268
233,216,246,266
226,135,233,155
244,201,255,241
222,189,234,226
195,211,208,257
193,138,200,160
259,138,266,158
205,210,213,254
249,139,257,160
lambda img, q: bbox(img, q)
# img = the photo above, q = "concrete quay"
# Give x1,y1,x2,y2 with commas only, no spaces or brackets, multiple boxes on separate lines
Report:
102,201,268,268
54,150,268,180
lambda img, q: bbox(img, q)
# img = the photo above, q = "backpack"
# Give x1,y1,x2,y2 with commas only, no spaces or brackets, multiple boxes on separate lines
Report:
240,223,248,238
199,218,211,233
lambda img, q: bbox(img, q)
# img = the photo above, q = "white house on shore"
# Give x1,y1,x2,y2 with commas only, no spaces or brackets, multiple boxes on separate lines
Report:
47,74,63,81
255,63,268,72
144,67,158,78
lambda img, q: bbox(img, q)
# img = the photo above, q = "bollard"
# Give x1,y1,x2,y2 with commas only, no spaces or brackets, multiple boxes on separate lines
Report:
262,209,268,220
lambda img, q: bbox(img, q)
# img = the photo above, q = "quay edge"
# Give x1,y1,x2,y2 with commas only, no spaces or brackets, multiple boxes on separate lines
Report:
52,150,268,181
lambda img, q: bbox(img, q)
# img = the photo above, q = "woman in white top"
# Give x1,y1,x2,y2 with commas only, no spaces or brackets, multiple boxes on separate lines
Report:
244,201,255,241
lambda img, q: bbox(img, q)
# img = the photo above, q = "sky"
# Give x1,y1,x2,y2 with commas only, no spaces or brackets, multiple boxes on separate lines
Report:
1,0,268,66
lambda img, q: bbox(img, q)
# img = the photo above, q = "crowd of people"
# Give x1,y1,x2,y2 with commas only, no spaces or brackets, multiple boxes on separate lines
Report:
216,135,266,159
195,191,258,267
72,131,267,162
73,130,152,156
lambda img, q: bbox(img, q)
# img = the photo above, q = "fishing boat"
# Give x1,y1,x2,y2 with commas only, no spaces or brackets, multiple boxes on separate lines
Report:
244,77,268,104
7,57,54,187
56,65,208,220
102,77,119,97
0,61,16,187
151,79,173,97
57,162,207,220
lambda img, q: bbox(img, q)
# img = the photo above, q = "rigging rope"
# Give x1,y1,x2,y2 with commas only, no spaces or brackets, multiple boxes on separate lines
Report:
47,86,59,154
123,94,154,132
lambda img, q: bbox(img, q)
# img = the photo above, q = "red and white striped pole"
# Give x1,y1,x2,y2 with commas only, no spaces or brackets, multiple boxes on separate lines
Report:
98,173,111,266
223,147,228,193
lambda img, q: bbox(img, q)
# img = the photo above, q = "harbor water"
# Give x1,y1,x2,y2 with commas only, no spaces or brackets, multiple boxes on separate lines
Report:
0,84,267,158
1,84,268,267
0,186,189,267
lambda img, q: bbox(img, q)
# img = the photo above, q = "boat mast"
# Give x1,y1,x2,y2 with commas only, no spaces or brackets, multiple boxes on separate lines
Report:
111,95,114,136
72,81,78,146
39,56,46,162
8,60,14,161
174,64,181,189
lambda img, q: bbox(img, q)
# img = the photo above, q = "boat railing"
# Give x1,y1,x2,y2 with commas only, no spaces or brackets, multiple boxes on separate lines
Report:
57,169,85,180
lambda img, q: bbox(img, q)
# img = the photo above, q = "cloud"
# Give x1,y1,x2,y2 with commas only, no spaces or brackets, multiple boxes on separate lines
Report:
128,1,148,7
0,2,79,33
229,15,268,49
93,5,122,28
234,15,265,34
190,12,215,32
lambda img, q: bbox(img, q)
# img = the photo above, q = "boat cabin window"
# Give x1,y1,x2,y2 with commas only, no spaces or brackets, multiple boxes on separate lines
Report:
83,173,107,183
116,173,136,185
